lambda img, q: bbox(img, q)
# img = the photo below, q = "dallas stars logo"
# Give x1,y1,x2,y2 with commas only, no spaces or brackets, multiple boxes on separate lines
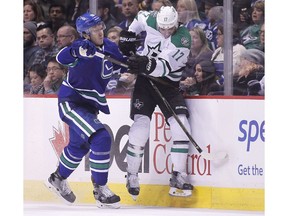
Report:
147,42,161,58
133,99,144,110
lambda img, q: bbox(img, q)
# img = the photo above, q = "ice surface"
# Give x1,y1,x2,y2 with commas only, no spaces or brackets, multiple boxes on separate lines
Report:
24,202,264,216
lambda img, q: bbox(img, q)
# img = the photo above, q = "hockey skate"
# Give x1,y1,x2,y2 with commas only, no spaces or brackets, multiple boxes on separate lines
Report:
125,172,140,201
92,183,121,208
45,169,76,204
169,171,193,197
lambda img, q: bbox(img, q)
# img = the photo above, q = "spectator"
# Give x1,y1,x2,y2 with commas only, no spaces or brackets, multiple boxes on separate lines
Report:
259,22,265,52
35,23,59,66
24,0,45,23
98,0,118,36
118,0,140,30
108,73,137,96
203,5,223,51
43,56,67,94
180,26,213,92
234,48,264,95
24,21,45,89
211,24,246,85
152,0,173,11
202,0,222,21
240,0,264,50
56,25,79,49
186,59,220,95
47,3,69,33
233,0,252,33
176,0,206,30
26,63,47,95
107,26,122,45
66,0,89,26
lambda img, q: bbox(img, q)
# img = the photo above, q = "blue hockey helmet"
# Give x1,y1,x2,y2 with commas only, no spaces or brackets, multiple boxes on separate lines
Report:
76,12,103,36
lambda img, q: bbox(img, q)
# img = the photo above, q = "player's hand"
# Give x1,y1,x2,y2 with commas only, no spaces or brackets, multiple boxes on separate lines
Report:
70,39,97,58
247,79,261,95
127,55,156,74
119,30,140,56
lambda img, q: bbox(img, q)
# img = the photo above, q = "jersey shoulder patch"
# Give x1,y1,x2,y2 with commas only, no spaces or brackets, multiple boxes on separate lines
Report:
146,12,157,30
171,26,191,49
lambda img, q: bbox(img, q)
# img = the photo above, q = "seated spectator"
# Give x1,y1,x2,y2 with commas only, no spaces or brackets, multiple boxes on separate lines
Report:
203,5,223,51
24,0,45,23
176,0,206,30
24,21,45,89
240,0,264,50
152,0,173,11
35,23,59,67
98,0,118,36
46,3,69,33
107,73,137,96
182,59,220,96
43,57,67,94
211,24,246,85
107,26,122,45
234,48,264,95
118,0,140,30
56,25,79,49
26,63,47,95
247,75,264,96
259,22,265,52
233,2,252,34
66,0,89,26
181,26,213,89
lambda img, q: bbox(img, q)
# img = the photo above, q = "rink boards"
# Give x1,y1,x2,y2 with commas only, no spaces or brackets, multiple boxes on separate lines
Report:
23,96,264,211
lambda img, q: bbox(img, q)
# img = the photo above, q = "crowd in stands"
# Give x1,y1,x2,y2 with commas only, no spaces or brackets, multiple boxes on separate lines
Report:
23,0,265,96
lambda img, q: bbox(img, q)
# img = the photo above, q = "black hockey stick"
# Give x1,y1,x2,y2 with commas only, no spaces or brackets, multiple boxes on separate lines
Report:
141,74,228,161
93,51,228,160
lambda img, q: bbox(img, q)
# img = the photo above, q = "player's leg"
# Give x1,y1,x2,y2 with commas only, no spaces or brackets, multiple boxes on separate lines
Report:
126,76,155,200
89,129,120,208
46,128,89,204
158,86,193,197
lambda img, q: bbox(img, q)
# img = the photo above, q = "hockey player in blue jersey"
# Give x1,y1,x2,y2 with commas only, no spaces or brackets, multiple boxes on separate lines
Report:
45,12,126,208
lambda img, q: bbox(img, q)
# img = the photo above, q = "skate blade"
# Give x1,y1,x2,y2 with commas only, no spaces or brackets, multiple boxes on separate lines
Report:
44,179,75,205
169,187,192,197
96,200,121,209
130,194,138,201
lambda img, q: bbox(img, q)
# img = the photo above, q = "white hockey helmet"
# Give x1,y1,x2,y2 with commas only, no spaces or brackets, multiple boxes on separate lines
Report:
156,6,179,29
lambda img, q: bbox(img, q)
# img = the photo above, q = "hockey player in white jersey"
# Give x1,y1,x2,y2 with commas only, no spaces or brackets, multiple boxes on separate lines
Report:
119,6,193,200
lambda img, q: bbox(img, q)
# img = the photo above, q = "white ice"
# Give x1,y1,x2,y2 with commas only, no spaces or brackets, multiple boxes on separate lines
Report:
24,202,264,216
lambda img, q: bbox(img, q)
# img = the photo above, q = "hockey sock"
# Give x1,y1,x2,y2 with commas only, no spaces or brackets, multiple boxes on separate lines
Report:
126,114,150,174
168,115,190,172
58,146,84,179
89,129,111,186
170,140,189,172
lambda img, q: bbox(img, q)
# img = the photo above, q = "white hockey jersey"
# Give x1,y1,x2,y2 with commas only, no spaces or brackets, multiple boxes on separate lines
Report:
128,11,191,82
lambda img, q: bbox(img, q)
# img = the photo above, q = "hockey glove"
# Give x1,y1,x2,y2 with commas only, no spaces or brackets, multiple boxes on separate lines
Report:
247,79,261,95
119,30,140,56
70,39,97,58
127,55,156,74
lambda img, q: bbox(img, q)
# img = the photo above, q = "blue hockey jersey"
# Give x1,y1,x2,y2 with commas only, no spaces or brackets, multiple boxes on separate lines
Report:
56,38,126,114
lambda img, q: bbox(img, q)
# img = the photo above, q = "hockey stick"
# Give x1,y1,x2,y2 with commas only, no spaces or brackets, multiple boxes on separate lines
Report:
93,52,228,160
142,74,228,161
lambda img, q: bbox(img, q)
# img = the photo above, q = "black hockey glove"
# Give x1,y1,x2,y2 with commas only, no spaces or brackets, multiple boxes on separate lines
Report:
70,39,97,58
127,55,156,74
247,79,261,95
119,30,140,56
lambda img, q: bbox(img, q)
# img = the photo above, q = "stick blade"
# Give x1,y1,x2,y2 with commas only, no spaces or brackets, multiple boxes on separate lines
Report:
201,151,228,161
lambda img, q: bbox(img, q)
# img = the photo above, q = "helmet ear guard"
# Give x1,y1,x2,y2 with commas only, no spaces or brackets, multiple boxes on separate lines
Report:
156,6,179,29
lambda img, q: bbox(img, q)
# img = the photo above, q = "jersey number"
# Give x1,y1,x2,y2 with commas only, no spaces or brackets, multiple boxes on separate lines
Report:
172,50,184,61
